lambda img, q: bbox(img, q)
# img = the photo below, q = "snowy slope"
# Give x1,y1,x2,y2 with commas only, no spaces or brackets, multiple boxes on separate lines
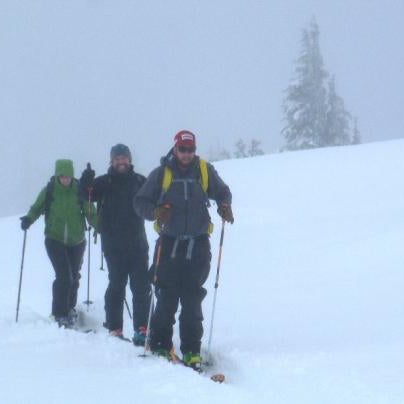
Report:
1,140,404,403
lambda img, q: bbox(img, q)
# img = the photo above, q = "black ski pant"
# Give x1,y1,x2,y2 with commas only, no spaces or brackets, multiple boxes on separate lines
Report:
45,238,86,318
150,235,211,355
103,245,150,332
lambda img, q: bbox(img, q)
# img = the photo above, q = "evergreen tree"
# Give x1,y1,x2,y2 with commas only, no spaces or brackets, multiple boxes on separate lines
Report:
217,148,232,160
282,18,329,150
208,147,232,162
234,139,248,158
352,117,361,145
324,76,352,146
248,139,265,156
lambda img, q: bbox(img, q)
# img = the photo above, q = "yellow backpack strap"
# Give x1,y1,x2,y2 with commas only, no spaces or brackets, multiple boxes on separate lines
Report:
162,166,173,193
199,159,214,235
199,159,209,193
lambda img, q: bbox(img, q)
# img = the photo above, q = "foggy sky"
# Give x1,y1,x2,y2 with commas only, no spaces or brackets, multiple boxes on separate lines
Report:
1,0,404,216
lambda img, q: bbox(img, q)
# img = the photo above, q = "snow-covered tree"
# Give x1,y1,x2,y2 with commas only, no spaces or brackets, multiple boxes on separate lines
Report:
248,139,265,156
282,18,329,151
324,76,352,146
234,139,248,158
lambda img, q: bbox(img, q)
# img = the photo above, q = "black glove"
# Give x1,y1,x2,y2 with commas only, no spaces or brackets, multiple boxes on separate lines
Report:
20,216,32,231
217,203,234,224
154,204,171,227
80,163,95,190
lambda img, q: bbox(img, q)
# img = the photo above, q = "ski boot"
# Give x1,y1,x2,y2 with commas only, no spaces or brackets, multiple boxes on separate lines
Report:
152,348,171,360
67,308,78,326
183,352,202,372
151,347,180,363
55,316,74,329
132,326,147,347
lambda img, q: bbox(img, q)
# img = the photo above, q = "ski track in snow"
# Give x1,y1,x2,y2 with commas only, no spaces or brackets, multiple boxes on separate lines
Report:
1,140,404,403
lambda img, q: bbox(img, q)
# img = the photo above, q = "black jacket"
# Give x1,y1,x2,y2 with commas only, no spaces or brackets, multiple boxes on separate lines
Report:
134,152,232,237
80,166,148,252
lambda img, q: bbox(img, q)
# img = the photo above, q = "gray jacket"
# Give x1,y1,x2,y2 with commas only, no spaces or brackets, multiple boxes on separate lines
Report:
134,152,232,238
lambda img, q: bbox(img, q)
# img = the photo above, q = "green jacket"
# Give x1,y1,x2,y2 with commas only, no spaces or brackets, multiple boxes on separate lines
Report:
27,179,97,246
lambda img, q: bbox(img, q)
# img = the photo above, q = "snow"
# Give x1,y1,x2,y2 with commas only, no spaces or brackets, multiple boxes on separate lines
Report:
1,140,404,403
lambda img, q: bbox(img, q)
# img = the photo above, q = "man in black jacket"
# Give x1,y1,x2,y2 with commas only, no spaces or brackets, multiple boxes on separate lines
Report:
134,131,233,369
80,144,150,344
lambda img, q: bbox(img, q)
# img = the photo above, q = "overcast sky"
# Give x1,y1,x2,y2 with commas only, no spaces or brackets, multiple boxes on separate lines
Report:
1,0,404,216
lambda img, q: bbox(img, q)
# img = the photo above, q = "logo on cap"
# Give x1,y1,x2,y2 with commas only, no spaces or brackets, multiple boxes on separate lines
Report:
174,130,196,147
181,133,194,142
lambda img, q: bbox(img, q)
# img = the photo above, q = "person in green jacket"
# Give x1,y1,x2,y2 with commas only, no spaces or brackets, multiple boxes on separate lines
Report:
20,159,97,327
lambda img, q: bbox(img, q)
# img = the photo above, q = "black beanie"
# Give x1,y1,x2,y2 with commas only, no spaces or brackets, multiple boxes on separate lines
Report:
110,144,132,162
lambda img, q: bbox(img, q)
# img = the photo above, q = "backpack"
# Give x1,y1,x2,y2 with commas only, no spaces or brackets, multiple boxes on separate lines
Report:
44,176,85,224
154,159,213,234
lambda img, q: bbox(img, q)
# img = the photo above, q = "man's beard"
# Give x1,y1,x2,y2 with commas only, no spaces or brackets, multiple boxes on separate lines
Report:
114,163,130,173
176,156,194,169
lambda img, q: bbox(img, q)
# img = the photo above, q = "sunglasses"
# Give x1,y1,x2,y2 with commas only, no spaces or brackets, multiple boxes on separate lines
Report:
177,146,196,154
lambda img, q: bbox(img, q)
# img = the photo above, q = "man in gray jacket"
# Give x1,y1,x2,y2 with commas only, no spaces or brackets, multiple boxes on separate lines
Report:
134,130,233,369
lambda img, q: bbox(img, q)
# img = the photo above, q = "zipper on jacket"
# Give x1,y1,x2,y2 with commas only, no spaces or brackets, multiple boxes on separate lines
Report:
64,187,69,244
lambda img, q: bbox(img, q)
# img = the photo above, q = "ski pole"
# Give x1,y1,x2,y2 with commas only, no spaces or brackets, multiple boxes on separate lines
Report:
206,219,226,365
100,249,104,271
94,231,104,272
16,230,27,323
141,238,162,356
83,224,93,310
124,297,132,319
83,173,94,310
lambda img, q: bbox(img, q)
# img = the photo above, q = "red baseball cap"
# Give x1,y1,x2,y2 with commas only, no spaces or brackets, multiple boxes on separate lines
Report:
174,130,196,147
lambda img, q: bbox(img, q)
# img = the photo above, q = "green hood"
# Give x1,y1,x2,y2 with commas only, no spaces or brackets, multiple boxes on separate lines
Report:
55,159,74,177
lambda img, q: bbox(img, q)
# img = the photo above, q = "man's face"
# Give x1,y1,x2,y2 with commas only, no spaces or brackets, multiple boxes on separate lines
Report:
59,176,72,187
175,145,196,167
111,155,131,173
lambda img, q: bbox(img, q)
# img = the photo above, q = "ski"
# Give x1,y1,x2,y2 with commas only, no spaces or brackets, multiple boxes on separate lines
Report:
77,328,96,334
209,373,226,383
109,334,132,343
188,364,225,383
192,362,226,383
46,310,97,334
60,324,96,334
138,348,225,383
